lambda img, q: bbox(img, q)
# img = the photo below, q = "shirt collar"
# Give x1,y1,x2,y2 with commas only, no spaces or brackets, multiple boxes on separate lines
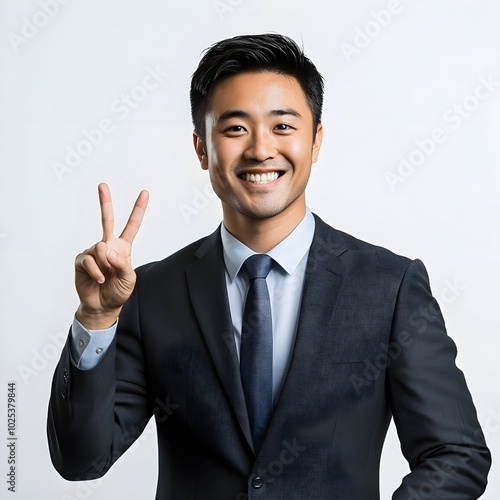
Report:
220,208,316,281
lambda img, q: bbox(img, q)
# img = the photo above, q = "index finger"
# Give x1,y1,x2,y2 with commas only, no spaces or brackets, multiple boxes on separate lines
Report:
98,183,115,241
118,189,150,244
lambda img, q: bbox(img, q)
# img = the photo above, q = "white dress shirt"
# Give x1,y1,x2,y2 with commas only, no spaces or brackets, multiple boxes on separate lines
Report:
71,208,316,402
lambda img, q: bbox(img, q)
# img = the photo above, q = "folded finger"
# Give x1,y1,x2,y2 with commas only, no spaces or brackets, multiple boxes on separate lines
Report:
76,252,106,284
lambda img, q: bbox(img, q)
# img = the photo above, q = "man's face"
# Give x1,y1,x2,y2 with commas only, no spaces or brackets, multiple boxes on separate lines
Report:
194,71,323,223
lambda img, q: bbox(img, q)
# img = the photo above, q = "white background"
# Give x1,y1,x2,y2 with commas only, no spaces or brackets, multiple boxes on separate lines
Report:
0,0,498,498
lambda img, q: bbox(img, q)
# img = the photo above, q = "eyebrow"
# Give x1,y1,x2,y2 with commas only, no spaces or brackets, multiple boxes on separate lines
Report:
216,108,302,123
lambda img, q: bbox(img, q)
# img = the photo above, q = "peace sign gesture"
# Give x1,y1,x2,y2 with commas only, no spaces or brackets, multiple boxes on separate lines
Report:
75,183,149,330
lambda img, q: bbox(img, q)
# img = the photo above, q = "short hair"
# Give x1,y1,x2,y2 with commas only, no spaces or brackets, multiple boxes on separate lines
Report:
190,33,324,142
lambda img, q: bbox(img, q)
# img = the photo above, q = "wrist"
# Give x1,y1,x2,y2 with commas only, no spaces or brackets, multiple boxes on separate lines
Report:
76,305,121,330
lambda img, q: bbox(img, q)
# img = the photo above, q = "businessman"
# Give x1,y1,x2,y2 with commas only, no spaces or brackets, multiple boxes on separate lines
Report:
48,33,491,499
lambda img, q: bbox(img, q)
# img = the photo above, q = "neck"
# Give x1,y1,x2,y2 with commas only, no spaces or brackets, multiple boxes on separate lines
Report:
223,199,306,253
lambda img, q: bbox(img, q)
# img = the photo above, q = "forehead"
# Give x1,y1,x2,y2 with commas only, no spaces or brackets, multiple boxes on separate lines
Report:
207,71,311,117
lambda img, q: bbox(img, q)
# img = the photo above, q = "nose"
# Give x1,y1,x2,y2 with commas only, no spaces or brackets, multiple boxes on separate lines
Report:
243,129,278,162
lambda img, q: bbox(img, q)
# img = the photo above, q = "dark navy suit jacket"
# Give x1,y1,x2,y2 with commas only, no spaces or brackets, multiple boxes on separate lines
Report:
47,215,491,499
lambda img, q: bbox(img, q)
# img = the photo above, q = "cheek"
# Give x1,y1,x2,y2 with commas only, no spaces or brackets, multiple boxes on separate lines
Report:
206,147,220,166
207,141,238,170
284,137,313,165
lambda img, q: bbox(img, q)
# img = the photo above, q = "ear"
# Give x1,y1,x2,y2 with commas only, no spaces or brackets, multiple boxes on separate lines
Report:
193,132,208,170
311,123,323,164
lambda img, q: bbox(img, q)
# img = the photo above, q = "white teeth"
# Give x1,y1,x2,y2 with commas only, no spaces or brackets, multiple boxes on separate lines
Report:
244,172,280,184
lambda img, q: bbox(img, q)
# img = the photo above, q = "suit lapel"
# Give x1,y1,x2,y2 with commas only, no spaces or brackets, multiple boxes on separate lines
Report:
270,217,348,422
185,228,254,453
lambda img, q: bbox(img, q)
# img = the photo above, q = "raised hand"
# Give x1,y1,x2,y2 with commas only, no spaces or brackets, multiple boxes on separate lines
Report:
75,183,149,330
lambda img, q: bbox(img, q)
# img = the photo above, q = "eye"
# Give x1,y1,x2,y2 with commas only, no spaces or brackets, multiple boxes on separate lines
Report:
274,124,294,132
225,125,246,134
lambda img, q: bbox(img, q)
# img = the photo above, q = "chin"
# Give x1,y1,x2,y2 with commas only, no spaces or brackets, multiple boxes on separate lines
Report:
239,204,288,220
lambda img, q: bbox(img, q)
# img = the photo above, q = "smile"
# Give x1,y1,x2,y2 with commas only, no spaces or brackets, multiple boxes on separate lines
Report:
240,172,281,184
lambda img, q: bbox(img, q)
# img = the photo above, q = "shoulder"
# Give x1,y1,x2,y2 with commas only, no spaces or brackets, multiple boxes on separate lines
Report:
311,213,421,278
134,225,221,281
312,213,410,261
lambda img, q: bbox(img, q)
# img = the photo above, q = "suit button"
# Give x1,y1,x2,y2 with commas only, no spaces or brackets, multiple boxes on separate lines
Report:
251,476,264,489
63,369,69,384
60,390,66,399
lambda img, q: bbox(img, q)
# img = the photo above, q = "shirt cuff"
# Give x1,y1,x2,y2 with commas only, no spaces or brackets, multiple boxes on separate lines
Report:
70,315,117,370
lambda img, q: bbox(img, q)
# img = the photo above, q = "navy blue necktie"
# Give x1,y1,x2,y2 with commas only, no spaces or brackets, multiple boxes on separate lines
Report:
240,254,273,452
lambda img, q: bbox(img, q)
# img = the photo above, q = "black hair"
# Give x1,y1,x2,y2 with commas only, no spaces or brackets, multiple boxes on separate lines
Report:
190,33,324,142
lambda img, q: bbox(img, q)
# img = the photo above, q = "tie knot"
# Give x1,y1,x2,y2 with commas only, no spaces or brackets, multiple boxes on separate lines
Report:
243,254,273,280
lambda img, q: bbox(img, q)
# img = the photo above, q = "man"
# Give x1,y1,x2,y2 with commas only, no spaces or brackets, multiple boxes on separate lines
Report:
47,34,491,499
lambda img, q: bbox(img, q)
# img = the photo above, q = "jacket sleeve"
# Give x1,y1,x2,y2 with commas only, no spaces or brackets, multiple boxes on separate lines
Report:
388,259,491,499
46,285,153,481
